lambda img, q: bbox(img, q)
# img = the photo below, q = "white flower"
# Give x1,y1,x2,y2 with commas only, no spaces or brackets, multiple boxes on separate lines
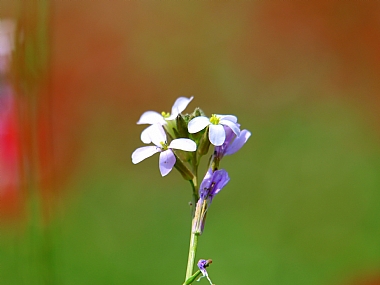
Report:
188,114,240,146
131,124,196,176
137,96,193,143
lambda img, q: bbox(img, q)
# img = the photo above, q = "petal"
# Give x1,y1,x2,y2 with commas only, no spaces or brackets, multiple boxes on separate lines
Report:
217,114,238,123
225,129,251,155
210,169,230,197
131,146,160,164
140,126,154,143
147,124,167,147
188,116,210,133
159,150,176,176
167,96,194,120
137,111,166,125
199,168,213,199
168,138,196,151
220,119,240,136
209,124,225,146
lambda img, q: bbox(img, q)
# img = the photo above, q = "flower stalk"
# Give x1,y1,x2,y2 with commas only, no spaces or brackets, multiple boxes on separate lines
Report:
185,229,199,281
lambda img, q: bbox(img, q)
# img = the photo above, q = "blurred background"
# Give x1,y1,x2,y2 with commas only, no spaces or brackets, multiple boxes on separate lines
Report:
1,0,380,284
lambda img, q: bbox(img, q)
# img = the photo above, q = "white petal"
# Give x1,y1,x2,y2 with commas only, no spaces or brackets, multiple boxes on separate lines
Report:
147,124,167,147
132,146,160,164
137,111,166,125
140,126,153,143
188,116,210,133
225,129,251,155
159,150,176,176
209,124,225,146
168,138,196,151
220,119,240,136
217,114,237,123
167,96,194,119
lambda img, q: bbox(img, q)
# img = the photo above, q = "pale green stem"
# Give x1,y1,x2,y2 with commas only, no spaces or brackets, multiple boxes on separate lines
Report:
185,177,199,281
185,231,199,281
183,269,202,285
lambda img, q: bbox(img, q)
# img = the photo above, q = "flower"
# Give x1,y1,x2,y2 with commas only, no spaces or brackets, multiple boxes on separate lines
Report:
188,114,240,146
137,96,193,143
215,125,251,159
197,259,213,285
192,168,230,234
131,124,196,176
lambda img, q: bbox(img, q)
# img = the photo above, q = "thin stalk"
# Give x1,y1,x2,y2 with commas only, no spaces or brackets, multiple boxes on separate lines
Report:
189,178,198,218
185,231,199,281
183,269,202,285
185,177,199,281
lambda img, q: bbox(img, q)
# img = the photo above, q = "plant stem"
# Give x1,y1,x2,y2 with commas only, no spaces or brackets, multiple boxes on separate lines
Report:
185,177,199,281
189,177,198,218
185,230,199,281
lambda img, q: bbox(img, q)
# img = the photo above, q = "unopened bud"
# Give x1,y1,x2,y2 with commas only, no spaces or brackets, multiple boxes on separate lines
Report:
175,114,189,138
189,107,205,121
197,126,211,156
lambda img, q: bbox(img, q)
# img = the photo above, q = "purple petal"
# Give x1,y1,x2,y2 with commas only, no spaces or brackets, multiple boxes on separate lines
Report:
209,124,225,146
137,111,166,125
220,119,240,136
188,116,210,133
159,150,176,176
196,259,213,284
197,259,208,276
217,114,238,123
199,168,213,199
167,96,193,120
132,146,160,164
210,169,230,198
168,138,196,151
147,124,167,147
225,129,251,155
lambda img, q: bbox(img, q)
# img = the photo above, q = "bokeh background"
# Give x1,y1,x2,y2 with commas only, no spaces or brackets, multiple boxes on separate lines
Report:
1,1,380,284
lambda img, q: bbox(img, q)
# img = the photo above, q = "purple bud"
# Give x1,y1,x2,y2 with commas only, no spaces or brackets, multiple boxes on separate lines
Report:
199,168,230,202
193,168,230,235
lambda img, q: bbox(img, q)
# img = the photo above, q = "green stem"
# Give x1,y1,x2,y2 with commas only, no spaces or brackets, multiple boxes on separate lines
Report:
185,231,199,281
189,178,198,218
185,177,199,281
183,269,202,285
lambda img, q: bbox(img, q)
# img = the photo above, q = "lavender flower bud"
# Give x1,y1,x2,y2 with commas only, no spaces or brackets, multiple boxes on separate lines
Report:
192,168,230,235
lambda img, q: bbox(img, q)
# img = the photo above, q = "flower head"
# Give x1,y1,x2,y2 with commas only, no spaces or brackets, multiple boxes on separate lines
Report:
137,96,193,143
188,114,240,146
131,124,196,176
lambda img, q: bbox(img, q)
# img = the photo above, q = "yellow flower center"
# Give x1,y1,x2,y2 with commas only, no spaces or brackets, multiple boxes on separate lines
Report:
160,141,168,150
161,111,170,118
209,114,220,125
